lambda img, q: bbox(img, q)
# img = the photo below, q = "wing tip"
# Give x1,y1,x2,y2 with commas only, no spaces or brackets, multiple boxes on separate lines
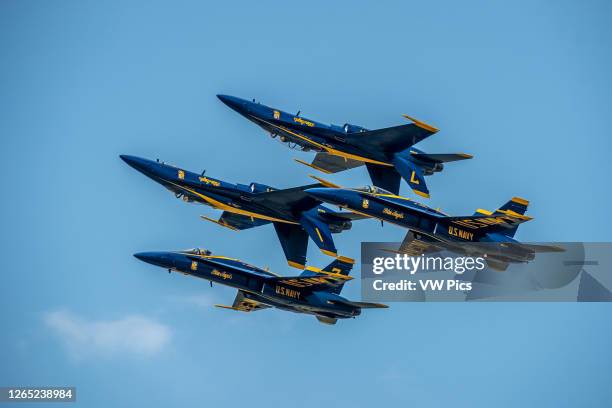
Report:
308,174,341,188
294,158,333,174
200,215,239,231
402,114,439,133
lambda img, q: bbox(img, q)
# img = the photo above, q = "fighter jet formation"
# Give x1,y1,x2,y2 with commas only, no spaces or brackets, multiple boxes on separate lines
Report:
123,94,543,324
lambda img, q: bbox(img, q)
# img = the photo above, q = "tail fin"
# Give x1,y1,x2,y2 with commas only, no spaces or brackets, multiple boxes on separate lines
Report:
473,197,530,238
495,197,529,217
494,197,529,238
300,257,354,294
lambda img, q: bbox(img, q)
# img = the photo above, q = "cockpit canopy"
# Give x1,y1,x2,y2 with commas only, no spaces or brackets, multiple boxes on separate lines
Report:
342,123,368,133
182,248,212,256
355,185,394,195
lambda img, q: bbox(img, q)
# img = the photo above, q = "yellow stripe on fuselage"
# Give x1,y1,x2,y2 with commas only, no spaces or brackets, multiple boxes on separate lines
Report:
167,180,297,225
254,116,392,167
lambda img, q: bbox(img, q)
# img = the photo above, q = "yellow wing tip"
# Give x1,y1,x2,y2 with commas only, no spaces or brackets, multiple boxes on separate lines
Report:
321,249,338,257
402,114,439,133
476,208,493,215
200,215,239,231
308,175,341,188
294,159,333,174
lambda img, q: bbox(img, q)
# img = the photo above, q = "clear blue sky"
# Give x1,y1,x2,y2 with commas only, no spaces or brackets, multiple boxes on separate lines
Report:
1,1,611,407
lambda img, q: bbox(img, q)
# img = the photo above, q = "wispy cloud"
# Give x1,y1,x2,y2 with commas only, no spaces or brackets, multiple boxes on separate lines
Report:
44,310,172,359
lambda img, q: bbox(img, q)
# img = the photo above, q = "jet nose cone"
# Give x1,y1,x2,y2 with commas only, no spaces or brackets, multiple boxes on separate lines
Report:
120,154,163,179
216,94,231,103
305,188,343,205
217,94,247,114
120,154,150,172
133,251,175,269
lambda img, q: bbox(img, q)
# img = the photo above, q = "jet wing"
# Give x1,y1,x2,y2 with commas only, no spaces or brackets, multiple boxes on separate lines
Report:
346,122,437,153
380,231,445,256
326,211,369,221
398,231,445,255
295,152,364,174
215,290,271,312
201,211,270,231
252,183,323,212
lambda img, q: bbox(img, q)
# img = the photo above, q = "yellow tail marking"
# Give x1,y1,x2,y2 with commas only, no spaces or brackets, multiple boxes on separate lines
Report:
315,227,324,242
410,171,420,185
337,255,355,264
511,197,530,206
413,189,430,199
287,260,306,270
321,249,338,257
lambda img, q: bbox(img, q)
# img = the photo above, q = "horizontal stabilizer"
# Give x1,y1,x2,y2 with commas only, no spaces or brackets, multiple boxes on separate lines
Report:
366,163,401,195
345,117,438,153
392,154,430,198
300,210,338,258
273,222,309,269
410,152,473,163
328,298,389,309
515,243,566,253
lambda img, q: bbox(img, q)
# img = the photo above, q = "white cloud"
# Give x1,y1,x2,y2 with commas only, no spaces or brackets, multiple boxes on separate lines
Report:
44,310,171,359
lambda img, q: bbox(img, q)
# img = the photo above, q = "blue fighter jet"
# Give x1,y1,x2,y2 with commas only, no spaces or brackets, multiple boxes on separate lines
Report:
120,155,361,269
305,179,562,271
217,94,472,198
134,248,387,324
